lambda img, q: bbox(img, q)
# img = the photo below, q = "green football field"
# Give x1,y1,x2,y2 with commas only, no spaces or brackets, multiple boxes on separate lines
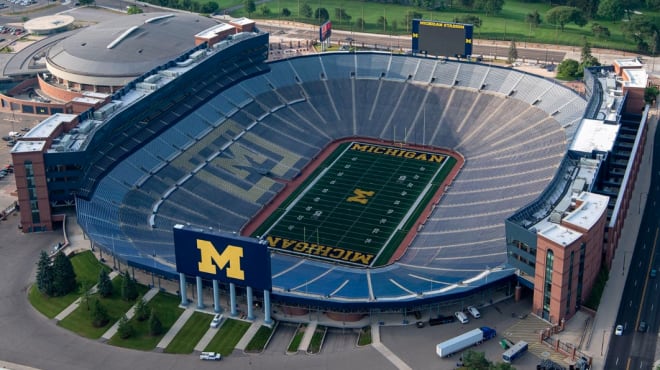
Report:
252,141,457,267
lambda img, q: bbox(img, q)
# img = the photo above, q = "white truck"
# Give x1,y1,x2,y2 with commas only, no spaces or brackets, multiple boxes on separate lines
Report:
435,326,497,357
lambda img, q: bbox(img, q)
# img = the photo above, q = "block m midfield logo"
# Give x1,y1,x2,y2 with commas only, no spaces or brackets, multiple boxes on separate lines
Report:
173,225,272,290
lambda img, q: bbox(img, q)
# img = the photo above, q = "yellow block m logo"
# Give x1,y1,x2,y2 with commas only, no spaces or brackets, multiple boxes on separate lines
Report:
346,188,375,205
197,240,245,280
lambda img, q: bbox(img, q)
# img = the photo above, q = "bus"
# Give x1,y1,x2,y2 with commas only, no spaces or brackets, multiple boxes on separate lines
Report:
502,340,528,363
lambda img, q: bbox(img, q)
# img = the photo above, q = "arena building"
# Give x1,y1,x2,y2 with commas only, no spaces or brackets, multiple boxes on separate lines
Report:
8,22,652,327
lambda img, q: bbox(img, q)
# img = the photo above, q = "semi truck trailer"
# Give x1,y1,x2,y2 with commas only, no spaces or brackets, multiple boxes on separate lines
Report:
435,326,496,357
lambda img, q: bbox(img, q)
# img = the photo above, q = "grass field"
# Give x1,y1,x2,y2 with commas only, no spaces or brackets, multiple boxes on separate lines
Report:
108,292,184,350
204,318,251,356
228,0,659,52
57,276,149,339
164,311,213,353
254,141,456,267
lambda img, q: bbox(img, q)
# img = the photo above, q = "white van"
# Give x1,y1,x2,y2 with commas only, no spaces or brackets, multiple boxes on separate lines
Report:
467,306,481,319
454,311,469,324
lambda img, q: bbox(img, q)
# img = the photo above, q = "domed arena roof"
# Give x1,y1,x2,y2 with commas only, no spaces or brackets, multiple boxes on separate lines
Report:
24,15,75,35
45,13,217,86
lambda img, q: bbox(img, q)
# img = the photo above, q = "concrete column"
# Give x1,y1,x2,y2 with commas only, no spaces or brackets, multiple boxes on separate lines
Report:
179,273,188,306
229,283,237,317
213,280,221,313
264,290,273,325
246,286,254,320
196,276,204,309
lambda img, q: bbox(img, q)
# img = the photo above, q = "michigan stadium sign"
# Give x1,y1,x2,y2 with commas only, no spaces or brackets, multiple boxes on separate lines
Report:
173,225,272,290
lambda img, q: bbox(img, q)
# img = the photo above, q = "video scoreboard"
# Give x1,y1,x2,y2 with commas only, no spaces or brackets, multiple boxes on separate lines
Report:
411,19,473,58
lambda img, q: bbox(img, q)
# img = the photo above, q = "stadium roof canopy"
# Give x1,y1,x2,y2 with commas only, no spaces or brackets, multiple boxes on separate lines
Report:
45,12,218,86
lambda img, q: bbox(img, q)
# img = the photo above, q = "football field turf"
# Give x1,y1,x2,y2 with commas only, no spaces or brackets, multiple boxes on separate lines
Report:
253,141,457,267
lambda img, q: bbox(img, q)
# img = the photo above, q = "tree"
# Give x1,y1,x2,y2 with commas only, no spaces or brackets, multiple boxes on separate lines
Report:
557,58,581,79
126,5,143,14
644,86,659,106
79,281,93,311
52,252,77,297
597,0,625,21
356,17,365,32
507,39,518,64
454,15,482,28
244,0,255,16
200,1,219,14
36,250,54,296
281,7,291,17
300,3,313,18
462,350,490,370
474,0,504,15
121,271,138,302
91,299,110,327
260,4,271,15
117,315,134,339
490,362,517,370
525,10,541,28
315,8,329,23
377,15,388,31
621,15,659,52
149,310,163,336
78,0,94,5
97,268,112,298
591,23,611,39
134,296,150,321
580,39,600,68
335,8,351,24
546,6,587,31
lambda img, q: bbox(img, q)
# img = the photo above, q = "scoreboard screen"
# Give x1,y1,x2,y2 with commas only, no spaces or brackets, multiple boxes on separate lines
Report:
411,19,473,57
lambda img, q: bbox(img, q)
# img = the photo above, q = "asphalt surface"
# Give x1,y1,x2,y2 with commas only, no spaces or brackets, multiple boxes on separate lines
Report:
606,119,660,370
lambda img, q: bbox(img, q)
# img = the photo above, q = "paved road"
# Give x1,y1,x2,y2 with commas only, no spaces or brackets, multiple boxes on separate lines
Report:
606,119,660,370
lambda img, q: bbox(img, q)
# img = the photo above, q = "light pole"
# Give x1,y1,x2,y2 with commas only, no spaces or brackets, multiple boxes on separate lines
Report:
639,192,646,214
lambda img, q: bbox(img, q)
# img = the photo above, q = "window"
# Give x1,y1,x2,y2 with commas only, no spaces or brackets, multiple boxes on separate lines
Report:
543,249,554,314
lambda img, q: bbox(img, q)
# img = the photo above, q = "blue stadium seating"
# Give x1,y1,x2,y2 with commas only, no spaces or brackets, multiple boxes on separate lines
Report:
78,52,588,307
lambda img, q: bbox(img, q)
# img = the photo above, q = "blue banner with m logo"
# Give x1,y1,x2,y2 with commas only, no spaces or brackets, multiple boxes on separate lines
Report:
173,225,272,291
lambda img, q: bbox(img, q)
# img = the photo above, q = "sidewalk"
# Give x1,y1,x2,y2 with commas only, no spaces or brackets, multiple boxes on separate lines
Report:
370,323,412,370
581,113,657,370
297,320,317,352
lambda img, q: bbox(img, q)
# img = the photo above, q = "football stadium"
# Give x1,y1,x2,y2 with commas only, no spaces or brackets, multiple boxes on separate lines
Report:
10,17,650,323
74,48,586,308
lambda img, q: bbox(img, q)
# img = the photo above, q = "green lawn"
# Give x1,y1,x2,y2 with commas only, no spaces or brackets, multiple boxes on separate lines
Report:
357,326,372,346
108,292,184,350
307,326,326,354
228,0,659,52
287,324,306,352
70,251,111,287
57,276,149,339
245,324,276,352
164,311,213,354
204,318,251,356
28,251,110,319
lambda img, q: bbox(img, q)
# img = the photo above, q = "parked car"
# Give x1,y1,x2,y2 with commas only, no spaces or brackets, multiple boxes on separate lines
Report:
199,352,222,361
209,313,222,328
638,321,647,333
615,324,623,336
467,306,481,319
650,268,657,278
454,311,469,324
